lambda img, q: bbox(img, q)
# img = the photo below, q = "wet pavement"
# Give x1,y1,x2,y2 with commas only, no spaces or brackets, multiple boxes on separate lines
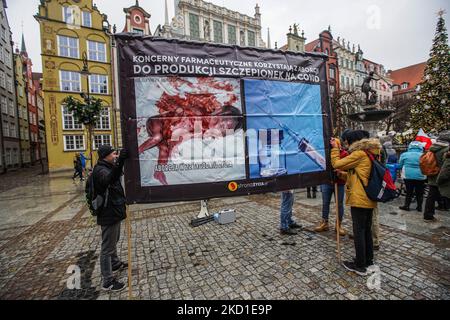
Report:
0,169,449,300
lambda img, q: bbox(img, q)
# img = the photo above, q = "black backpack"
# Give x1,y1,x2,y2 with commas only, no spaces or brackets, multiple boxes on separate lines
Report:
85,168,109,216
85,172,98,216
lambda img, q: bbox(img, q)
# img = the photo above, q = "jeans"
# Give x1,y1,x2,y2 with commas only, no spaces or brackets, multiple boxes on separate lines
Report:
280,191,295,230
351,207,374,268
100,221,122,285
424,185,441,219
320,184,345,222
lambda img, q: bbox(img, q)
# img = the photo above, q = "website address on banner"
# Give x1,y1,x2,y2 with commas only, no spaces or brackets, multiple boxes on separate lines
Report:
154,161,233,173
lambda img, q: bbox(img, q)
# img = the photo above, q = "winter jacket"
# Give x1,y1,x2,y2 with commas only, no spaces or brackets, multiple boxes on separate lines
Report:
74,157,82,171
398,141,426,181
383,141,398,164
80,153,89,168
92,159,127,226
331,138,381,209
427,142,449,187
437,151,450,198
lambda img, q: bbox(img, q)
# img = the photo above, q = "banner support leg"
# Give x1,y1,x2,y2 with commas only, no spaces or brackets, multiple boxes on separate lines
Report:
197,200,210,218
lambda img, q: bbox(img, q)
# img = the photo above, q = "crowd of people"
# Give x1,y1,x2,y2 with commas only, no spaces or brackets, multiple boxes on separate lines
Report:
83,128,450,291
278,129,450,276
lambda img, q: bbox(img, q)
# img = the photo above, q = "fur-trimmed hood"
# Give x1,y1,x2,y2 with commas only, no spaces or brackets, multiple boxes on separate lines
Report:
348,138,382,153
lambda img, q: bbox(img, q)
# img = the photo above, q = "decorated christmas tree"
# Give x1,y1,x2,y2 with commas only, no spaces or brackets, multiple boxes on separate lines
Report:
410,10,450,134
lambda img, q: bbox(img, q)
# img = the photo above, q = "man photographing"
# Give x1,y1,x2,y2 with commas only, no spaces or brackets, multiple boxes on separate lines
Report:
92,145,130,292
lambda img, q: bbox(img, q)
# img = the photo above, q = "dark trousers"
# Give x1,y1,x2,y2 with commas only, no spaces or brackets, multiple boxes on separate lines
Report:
404,179,425,208
424,185,441,219
351,207,374,268
73,168,83,180
100,222,122,285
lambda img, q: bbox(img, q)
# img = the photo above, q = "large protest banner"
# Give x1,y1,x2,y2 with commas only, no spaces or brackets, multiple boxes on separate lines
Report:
115,35,332,204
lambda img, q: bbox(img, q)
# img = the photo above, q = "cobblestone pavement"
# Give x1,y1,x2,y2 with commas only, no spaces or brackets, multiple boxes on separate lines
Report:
0,172,449,300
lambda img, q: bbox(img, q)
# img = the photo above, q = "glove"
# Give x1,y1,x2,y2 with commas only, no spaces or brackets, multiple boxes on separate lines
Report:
119,148,130,161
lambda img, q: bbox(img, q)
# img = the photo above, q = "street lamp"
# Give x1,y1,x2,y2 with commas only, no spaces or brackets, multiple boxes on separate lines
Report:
80,51,94,169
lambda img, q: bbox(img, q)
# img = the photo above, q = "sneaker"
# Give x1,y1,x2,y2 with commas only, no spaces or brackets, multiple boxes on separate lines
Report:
342,261,367,276
416,206,422,212
399,206,410,211
366,264,378,273
424,217,438,223
314,219,329,232
289,222,303,229
280,228,297,235
101,279,126,292
112,262,128,273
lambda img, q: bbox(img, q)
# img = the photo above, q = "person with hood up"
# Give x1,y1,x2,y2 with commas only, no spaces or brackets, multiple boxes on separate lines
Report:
424,130,450,222
330,130,381,276
398,141,426,211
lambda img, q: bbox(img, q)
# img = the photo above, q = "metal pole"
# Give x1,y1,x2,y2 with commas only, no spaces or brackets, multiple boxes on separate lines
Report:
334,182,341,263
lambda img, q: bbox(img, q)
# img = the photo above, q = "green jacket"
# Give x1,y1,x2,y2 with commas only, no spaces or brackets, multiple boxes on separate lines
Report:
437,151,450,198
428,143,449,187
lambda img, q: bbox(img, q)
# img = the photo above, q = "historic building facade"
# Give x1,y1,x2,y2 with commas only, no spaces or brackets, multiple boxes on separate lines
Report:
388,62,426,101
35,0,115,171
122,0,152,35
0,0,20,172
14,51,31,166
157,0,266,48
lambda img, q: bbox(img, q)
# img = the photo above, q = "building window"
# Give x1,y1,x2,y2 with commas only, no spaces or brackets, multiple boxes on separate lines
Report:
0,71,5,88
213,21,223,43
247,31,256,47
227,25,236,45
89,74,108,94
87,40,106,62
95,108,110,130
341,75,345,88
62,106,83,130
3,121,8,137
64,135,85,151
9,123,16,138
401,83,408,90
5,149,11,166
325,48,329,56
60,71,81,92
63,6,76,25
329,68,335,79
189,13,200,40
132,28,144,35
351,78,354,88
93,135,112,150
82,11,92,28
1,27,6,41
58,35,79,58
6,79,12,93
8,99,14,117
0,45,3,63
1,96,6,114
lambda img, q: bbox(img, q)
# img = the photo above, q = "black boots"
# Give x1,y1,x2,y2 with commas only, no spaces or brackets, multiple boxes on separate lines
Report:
399,196,412,211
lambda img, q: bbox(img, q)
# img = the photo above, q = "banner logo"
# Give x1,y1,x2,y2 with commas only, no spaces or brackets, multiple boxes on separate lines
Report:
228,182,238,192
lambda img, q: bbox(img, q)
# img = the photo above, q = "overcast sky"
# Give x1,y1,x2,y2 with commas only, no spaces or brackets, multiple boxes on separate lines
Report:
5,0,450,72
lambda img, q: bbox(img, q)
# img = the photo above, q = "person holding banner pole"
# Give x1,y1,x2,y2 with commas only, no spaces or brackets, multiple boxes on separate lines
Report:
93,145,130,292
330,131,380,276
